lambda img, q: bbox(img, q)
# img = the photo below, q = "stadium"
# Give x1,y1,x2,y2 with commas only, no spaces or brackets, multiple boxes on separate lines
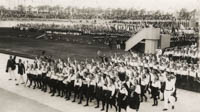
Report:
0,0,200,112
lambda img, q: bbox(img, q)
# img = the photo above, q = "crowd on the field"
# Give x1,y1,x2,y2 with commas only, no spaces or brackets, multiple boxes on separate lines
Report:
8,48,196,112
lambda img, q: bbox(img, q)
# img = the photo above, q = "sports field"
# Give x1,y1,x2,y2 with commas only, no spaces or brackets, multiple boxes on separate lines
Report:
0,28,125,60
1,28,200,112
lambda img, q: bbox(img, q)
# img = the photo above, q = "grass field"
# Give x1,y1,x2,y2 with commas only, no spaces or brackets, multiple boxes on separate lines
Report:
0,28,125,60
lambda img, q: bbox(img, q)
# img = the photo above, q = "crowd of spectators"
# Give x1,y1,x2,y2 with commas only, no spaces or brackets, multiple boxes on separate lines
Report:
163,43,199,64
13,20,196,51
15,22,141,37
15,20,175,37
0,6,175,20
170,34,197,47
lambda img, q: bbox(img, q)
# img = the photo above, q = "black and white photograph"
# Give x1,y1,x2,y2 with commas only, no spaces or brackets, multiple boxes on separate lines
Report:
0,0,200,112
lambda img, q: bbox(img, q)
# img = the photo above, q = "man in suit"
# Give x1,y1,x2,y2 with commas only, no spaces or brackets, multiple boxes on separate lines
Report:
16,59,25,85
6,55,17,81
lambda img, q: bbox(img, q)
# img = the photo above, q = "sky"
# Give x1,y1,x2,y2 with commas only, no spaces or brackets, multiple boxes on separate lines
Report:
0,0,199,12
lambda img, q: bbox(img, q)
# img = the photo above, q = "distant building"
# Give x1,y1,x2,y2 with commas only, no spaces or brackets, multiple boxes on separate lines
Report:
190,10,200,28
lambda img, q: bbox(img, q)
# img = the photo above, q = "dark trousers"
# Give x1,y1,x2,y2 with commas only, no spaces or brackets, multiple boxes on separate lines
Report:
79,84,88,103
95,87,102,107
85,85,95,105
73,86,80,101
141,85,147,102
152,87,159,105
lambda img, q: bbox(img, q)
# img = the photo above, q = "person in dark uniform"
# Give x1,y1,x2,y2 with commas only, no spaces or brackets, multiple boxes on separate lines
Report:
6,55,17,81
127,79,141,112
16,59,25,85
117,82,128,112
6,55,13,80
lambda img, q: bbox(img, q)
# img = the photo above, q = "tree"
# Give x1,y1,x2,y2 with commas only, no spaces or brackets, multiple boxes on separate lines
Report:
27,5,33,12
139,9,146,16
0,6,5,11
178,8,191,20
17,5,25,12
37,5,50,13
0,6,6,16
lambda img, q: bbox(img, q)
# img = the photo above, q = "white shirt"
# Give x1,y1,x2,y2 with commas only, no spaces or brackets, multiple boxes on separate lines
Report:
165,78,176,92
135,85,141,94
108,85,115,96
74,78,82,87
190,70,196,78
141,77,148,86
152,80,161,89
120,87,128,96
90,79,96,86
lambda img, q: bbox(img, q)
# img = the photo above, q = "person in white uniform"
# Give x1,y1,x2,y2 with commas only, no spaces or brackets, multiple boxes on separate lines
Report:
163,73,176,111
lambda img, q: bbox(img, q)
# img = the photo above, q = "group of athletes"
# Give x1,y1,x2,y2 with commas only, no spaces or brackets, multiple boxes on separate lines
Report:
6,50,179,112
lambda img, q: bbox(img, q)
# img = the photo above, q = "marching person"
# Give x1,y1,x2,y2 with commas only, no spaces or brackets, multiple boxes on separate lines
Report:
117,82,128,112
101,74,109,111
50,68,57,96
104,77,117,112
127,79,141,112
95,73,103,108
108,78,118,112
41,63,48,92
163,73,176,111
37,64,43,89
73,74,82,102
56,69,65,97
85,73,95,106
32,63,38,89
160,71,166,101
140,73,148,102
79,73,88,105
151,73,161,106
27,64,34,88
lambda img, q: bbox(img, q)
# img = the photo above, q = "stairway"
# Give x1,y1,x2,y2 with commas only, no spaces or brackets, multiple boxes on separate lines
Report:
125,27,160,51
